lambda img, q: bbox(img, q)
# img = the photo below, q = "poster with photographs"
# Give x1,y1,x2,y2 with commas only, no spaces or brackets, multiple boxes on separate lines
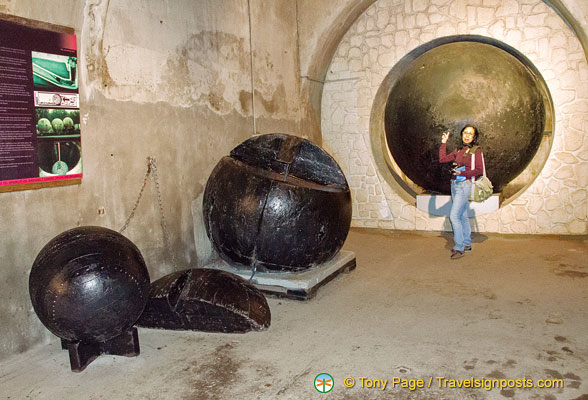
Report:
0,17,81,189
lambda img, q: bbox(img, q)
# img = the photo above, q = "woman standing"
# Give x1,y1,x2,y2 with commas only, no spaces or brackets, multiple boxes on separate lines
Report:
439,125,484,259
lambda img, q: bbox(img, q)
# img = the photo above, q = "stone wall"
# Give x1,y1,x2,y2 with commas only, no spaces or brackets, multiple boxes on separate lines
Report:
321,0,588,234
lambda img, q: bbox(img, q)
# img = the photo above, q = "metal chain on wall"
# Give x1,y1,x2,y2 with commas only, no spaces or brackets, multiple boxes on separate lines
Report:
120,156,177,270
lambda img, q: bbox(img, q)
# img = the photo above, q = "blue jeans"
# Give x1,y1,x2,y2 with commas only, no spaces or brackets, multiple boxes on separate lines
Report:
450,180,471,252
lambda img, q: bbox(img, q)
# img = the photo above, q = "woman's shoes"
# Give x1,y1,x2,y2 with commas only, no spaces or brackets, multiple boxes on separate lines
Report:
464,245,472,252
450,249,465,259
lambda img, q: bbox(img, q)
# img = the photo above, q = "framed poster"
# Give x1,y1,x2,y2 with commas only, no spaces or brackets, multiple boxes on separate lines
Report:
0,14,81,193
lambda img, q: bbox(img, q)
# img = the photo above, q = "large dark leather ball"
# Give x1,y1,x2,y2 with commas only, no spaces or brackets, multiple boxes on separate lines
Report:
29,226,150,343
203,133,352,272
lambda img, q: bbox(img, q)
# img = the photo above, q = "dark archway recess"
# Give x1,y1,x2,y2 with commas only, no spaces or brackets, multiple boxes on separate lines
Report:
384,38,549,195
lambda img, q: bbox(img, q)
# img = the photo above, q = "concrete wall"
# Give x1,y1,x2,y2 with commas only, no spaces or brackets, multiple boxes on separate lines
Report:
1,0,587,361
0,0,304,360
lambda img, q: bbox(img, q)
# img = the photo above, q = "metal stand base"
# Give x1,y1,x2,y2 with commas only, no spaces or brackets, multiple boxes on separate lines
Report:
207,250,356,301
60,327,140,372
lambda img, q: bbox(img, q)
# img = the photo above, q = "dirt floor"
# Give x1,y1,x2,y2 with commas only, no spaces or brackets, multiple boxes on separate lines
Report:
1,228,588,400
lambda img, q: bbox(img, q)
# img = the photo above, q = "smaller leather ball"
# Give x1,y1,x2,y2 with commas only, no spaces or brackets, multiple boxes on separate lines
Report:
29,226,150,343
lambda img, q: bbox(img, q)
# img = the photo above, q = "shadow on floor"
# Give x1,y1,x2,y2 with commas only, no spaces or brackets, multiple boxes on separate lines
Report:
439,231,490,251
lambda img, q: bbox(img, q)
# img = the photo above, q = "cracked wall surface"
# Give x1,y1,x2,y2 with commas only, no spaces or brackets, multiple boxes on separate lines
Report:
0,0,304,360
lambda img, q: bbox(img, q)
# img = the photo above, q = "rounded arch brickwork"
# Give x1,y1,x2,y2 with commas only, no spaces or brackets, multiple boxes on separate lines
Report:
321,0,588,234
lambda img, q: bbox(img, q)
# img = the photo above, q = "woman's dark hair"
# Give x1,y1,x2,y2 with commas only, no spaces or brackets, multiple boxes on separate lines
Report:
461,124,479,147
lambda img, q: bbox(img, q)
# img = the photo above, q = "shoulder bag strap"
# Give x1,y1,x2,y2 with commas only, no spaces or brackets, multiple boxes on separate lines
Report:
470,153,475,200
470,150,487,199
471,153,476,182
471,151,487,178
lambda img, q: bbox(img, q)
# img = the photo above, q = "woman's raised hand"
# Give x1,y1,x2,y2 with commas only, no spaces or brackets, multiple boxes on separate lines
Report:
441,131,450,144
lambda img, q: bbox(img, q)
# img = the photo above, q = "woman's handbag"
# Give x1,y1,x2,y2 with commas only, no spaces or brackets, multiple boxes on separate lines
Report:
469,152,493,202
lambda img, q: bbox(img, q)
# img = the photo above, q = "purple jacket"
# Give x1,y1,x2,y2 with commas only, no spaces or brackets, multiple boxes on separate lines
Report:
439,143,483,180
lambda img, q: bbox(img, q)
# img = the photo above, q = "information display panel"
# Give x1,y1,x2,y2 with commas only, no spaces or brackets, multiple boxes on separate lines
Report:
0,14,81,192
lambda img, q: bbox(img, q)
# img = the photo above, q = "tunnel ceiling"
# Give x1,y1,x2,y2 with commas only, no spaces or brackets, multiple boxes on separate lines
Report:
384,40,547,195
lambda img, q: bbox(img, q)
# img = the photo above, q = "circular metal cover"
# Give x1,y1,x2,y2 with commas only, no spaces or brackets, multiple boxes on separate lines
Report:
385,41,546,194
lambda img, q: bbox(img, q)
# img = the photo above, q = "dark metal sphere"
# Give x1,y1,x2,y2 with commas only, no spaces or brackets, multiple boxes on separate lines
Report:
203,133,352,272
29,226,150,343
385,41,546,194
